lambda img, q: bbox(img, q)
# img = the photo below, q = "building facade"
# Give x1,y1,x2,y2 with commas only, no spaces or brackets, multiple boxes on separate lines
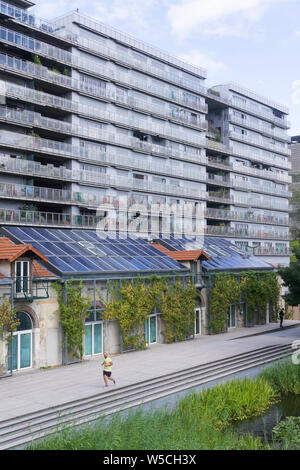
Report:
0,1,291,267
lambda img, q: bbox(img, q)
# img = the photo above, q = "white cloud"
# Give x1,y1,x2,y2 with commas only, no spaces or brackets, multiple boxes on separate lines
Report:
292,80,300,105
167,0,291,38
179,49,227,76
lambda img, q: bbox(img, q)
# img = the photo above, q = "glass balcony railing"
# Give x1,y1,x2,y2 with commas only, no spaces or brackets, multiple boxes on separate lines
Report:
4,82,206,149
0,24,207,99
205,226,290,240
0,208,99,228
0,149,207,201
250,247,291,256
0,126,207,172
228,113,289,142
230,99,290,129
0,52,207,129
230,177,291,198
233,196,289,212
229,143,291,170
0,50,208,115
229,131,290,157
231,162,291,184
0,4,206,80
205,208,289,226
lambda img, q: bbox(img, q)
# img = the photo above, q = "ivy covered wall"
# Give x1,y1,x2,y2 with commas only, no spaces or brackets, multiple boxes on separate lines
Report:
209,271,280,334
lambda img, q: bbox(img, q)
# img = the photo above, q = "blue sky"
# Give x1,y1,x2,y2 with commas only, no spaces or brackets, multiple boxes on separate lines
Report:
34,0,300,135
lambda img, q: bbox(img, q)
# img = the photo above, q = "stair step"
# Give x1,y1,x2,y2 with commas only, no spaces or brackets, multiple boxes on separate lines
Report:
0,345,292,450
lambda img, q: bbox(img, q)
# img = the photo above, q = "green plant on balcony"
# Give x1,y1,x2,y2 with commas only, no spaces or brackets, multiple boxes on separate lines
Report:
207,88,220,97
27,131,40,138
32,54,42,66
48,67,61,74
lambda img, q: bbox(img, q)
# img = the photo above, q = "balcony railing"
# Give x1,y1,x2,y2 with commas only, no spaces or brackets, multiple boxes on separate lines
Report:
4,82,206,149
229,143,291,170
0,127,207,171
14,276,49,300
0,24,207,99
0,3,207,80
205,208,289,226
205,226,290,240
229,113,289,142
229,131,290,157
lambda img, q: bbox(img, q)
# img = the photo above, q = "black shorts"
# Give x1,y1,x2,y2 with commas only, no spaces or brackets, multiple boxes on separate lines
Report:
103,370,111,377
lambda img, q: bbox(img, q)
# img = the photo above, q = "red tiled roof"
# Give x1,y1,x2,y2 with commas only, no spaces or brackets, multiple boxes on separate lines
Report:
151,243,210,262
0,238,48,263
32,261,56,279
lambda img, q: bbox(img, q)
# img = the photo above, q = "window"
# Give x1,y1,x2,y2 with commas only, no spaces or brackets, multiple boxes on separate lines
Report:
15,260,29,296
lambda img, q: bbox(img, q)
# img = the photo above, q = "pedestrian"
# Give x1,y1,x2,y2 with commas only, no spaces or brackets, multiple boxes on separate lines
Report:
279,308,285,328
101,352,116,387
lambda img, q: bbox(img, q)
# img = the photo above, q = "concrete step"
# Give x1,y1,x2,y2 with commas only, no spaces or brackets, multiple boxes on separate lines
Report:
0,343,292,450
0,342,288,429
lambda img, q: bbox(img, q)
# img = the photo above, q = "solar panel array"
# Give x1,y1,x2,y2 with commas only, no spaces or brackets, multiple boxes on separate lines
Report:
2,227,188,275
157,236,272,272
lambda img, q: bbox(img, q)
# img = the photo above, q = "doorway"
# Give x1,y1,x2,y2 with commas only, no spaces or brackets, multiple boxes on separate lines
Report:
8,311,32,370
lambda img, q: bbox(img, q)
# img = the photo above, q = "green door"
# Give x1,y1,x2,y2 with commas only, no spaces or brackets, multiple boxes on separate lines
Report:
94,323,102,354
85,324,92,356
85,323,103,356
150,316,157,343
20,333,31,368
145,316,157,344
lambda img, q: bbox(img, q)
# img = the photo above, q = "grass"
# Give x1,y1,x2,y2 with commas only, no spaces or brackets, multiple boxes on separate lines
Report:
26,359,300,450
27,376,278,450
258,359,300,395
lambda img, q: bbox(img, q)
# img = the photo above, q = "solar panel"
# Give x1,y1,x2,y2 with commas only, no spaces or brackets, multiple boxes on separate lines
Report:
2,227,187,276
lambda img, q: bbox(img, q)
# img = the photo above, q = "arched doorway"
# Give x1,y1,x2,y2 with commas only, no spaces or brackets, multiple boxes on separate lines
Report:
9,311,33,370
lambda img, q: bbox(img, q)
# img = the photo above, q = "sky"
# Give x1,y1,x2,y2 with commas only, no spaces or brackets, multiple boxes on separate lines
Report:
32,0,300,136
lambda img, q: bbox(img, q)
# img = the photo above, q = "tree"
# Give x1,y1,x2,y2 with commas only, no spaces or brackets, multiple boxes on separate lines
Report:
290,185,300,240
278,245,300,306
0,297,19,342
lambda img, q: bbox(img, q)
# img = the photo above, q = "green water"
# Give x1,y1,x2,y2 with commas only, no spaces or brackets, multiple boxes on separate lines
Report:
234,395,300,441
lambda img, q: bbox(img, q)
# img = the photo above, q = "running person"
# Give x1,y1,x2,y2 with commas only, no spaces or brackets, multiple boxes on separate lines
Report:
102,352,116,387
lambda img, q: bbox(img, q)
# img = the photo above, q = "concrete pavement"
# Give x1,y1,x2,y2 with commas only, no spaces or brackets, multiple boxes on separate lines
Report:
0,320,299,422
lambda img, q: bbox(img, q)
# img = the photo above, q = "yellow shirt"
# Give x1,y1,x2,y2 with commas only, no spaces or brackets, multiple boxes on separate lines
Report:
104,357,112,372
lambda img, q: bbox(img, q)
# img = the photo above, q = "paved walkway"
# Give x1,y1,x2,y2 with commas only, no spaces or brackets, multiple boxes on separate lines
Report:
0,321,299,421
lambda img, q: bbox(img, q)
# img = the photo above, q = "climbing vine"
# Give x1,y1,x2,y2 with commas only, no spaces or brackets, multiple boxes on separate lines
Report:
209,271,281,333
54,280,92,359
0,297,19,343
103,277,163,351
209,273,241,334
160,278,197,343
103,276,197,349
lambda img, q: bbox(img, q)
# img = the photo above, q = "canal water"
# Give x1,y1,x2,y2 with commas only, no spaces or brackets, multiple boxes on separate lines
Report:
234,395,300,442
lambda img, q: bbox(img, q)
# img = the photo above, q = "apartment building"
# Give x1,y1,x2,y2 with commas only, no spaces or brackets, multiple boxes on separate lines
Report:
0,1,291,266
291,135,300,182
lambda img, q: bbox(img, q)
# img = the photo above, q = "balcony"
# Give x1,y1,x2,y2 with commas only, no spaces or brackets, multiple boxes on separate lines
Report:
14,276,50,300
205,226,290,240
4,82,206,149
229,143,291,170
228,113,290,142
0,126,207,171
229,130,290,157
205,208,289,226
0,24,207,101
